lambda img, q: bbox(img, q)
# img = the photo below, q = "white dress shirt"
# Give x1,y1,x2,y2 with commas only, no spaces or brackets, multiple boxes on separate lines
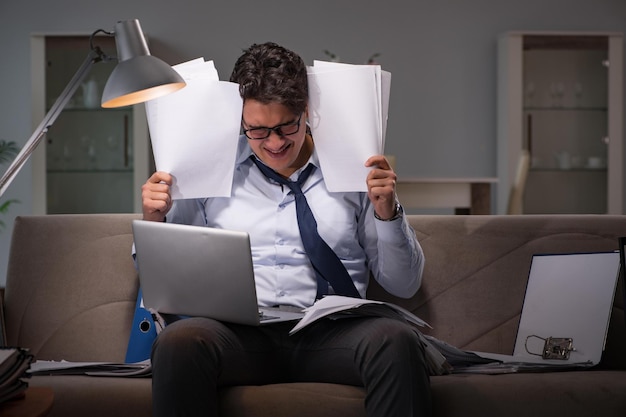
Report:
166,136,424,308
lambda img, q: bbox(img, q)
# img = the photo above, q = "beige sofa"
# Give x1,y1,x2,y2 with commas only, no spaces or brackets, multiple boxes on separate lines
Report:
2,213,626,417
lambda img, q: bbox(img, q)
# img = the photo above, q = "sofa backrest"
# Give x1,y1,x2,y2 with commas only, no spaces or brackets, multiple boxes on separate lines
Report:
4,214,625,369
368,214,626,369
4,214,141,362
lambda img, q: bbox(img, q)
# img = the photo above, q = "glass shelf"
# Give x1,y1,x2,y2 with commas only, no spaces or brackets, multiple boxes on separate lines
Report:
47,106,133,112
523,106,608,112
530,167,607,172
47,169,133,173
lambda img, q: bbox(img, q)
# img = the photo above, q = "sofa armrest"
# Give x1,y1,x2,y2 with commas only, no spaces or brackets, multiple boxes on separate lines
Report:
0,287,6,347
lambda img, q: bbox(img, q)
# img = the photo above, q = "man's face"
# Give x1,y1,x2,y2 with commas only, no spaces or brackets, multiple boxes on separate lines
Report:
242,100,309,177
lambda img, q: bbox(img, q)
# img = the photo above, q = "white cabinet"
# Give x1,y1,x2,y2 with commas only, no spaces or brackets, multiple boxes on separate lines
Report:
497,32,623,214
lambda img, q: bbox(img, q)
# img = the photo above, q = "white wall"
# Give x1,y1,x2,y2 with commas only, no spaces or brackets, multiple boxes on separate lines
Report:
0,0,625,285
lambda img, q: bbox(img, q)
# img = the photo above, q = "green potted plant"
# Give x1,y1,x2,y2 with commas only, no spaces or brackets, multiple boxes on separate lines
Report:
0,140,19,230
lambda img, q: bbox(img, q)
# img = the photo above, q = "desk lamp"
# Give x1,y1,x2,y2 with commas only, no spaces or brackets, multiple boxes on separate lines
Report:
0,19,186,197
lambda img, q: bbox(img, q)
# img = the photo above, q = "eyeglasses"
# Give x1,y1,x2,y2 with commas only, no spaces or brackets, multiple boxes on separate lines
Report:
242,113,303,140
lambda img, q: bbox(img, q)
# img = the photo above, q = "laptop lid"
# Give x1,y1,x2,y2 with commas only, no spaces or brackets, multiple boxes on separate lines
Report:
511,251,620,366
132,220,302,326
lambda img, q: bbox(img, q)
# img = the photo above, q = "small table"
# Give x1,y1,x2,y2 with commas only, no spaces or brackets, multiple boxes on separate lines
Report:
397,177,498,214
0,387,54,417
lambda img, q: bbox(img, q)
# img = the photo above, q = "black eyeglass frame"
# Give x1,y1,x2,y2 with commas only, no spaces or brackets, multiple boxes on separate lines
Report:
242,113,303,140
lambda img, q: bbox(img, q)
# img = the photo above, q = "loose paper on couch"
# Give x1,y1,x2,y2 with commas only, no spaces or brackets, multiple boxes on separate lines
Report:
289,295,429,334
28,359,152,377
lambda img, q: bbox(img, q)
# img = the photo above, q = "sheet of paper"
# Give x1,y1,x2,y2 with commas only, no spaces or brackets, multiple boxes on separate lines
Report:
307,61,391,192
145,58,243,199
289,295,429,334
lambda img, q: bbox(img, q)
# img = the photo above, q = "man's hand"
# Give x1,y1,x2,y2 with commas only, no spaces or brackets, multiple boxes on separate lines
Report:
142,171,173,222
365,155,398,220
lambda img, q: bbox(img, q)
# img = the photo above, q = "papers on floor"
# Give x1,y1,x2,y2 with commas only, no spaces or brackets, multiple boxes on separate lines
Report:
307,61,391,192
145,58,243,200
0,347,33,403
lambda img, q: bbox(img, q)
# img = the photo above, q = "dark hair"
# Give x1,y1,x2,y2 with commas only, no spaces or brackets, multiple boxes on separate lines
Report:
230,42,308,115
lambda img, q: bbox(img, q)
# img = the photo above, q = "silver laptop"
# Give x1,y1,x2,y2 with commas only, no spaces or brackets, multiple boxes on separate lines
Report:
132,220,304,326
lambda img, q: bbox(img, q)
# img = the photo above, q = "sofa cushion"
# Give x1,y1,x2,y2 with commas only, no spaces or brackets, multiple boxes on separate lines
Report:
429,370,626,417
30,376,152,417
31,370,626,417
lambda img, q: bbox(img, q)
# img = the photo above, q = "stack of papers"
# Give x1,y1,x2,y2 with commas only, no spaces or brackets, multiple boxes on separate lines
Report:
307,61,391,192
145,58,243,200
0,347,33,403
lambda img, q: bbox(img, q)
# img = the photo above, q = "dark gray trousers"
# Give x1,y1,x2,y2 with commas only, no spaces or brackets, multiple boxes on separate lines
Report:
151,315,432,417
